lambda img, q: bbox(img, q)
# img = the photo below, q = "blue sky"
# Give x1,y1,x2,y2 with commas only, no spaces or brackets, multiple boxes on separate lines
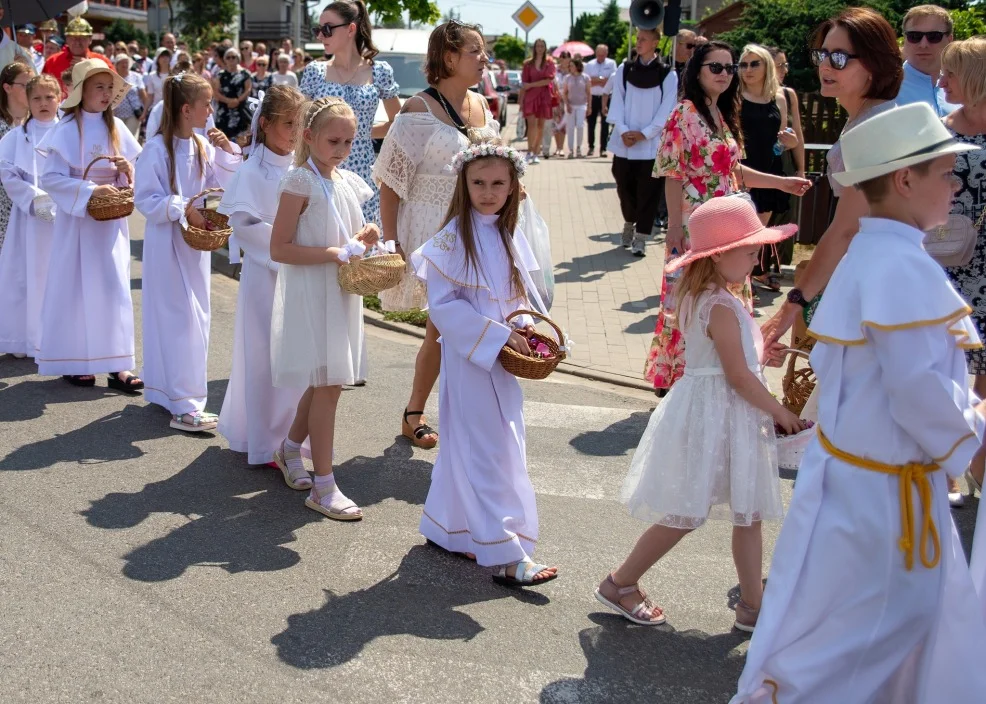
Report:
434,0,610,47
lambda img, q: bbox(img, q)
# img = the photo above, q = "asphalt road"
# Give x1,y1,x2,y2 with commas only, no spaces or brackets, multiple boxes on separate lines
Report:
0,224,980,704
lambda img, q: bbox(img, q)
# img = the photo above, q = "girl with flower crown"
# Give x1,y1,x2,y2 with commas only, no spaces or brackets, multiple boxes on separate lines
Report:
410,141,558,587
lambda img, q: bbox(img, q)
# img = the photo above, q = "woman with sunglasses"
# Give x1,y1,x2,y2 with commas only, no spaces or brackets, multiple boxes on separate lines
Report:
374,20,501,449
300,0,400,225
897,4,957,117
761,7,903,353
644,41,810,393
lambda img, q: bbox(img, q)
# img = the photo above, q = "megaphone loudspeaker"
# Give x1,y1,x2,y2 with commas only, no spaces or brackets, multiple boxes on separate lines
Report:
629,0,664,31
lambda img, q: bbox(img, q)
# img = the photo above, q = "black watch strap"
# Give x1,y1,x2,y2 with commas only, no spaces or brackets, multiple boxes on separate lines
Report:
787,288,808,308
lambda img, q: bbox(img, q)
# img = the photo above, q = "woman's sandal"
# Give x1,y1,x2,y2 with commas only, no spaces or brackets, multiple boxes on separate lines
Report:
107,372,144,394
63,375,96,387
734,598,760,633
272,442,313,490
425,538,476,561
170,411,218,433
492,559,558,588
593,574,666,625
752,274,782,293
402,408,438,449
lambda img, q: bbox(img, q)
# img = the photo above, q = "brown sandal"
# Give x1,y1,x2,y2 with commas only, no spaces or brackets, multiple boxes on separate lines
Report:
402,408,438,449
594,574,666,625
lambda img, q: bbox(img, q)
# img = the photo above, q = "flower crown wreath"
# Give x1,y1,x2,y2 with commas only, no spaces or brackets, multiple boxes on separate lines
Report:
448,143,527,176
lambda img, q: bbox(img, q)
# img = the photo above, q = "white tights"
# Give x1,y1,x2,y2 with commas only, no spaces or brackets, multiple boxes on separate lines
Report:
566,105,586,153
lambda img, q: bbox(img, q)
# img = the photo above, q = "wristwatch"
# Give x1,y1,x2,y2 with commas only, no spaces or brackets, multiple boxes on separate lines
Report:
787,288,809,308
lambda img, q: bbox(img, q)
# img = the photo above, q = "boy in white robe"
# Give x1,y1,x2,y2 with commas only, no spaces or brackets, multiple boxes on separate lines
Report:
733,103,986,703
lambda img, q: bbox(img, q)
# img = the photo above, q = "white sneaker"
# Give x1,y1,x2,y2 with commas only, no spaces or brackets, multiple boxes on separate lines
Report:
631,236,646,257
531,155,540,164
621,223,634,249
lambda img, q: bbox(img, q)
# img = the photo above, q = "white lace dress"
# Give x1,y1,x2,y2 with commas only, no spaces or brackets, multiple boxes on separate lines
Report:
622,288,783,528
270,167,371,388
372,97,499,311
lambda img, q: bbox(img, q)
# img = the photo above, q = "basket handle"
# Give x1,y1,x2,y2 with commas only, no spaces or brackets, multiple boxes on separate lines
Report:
83,155,133,187
777,347,811,361
188,187,225,206
505,309,565,347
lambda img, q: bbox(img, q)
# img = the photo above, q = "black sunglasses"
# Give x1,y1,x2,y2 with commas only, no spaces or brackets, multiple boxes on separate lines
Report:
810,49,858,70
702,62,738,75
904,30,948,44
738,60,762,70
312,21,350,39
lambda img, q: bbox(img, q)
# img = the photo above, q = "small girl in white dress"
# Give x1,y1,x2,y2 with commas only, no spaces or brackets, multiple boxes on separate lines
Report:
411,143,558,587
594,196,804,630
0,74,60,359
269,97,379,520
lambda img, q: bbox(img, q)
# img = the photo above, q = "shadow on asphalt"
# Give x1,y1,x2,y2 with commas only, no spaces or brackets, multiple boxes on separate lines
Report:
555,250,642,285
82,445,321,581
339,439,433,508
272,544,548,669
569,411,651,457
539,613,747,703
583,182,616,191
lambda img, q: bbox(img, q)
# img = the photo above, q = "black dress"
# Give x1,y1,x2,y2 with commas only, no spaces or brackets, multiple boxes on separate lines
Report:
740,97,789,215
215,69,252,140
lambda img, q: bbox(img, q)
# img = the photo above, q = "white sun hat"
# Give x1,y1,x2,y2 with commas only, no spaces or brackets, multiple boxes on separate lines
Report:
834,102,977,187
60,58,129,111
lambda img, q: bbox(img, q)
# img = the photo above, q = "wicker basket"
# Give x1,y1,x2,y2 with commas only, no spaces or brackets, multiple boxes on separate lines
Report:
780,337,817,416
181,188,232,252
338,253,405,295
84,156,134,221
498,310,567,380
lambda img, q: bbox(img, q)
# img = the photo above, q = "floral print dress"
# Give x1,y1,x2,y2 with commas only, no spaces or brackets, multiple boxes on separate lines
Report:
0,118,12,252
643,100,750,389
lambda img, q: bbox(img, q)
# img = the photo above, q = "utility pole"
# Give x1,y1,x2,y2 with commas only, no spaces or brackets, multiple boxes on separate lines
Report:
570,0,574,40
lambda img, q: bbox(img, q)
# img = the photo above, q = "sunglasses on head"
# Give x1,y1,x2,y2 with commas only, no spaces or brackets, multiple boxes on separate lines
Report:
904,30,948,44
810,49,858,70
312,21,350,39
738,60,762,70
703,62,738,75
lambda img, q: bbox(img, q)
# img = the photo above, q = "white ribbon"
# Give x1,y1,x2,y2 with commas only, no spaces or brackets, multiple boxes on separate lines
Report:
248,91,264,150
336,238,366,263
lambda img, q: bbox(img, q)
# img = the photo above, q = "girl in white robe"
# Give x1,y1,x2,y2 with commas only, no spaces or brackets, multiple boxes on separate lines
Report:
216,85,310,475
410,143,558,587
0,74,60,358
269,97,378,520
134,72,241,432
37,59,143,391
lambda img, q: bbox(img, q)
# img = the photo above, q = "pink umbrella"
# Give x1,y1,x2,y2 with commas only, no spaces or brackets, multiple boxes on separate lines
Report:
553,41,593,58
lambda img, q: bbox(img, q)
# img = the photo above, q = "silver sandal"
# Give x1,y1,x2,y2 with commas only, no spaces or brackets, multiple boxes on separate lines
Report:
492,559,558,587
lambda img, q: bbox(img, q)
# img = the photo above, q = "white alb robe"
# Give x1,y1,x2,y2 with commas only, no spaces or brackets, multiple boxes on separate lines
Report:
216,145,306,463
133,134,241,415
733,218,986,703
37,111,142,376
411,212,541,567
0,117,57,356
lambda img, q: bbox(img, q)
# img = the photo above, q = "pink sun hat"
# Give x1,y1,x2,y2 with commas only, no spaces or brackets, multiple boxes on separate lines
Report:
664,195,799,273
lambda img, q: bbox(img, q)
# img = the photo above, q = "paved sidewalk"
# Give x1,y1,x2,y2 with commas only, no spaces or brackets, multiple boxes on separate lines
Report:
505,108,790,389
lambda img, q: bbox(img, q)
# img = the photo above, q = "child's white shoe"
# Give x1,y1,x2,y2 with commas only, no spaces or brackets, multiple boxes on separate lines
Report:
305,478,362,521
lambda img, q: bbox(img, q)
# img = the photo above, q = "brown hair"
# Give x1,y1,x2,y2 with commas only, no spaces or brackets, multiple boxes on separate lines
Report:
942,36,986,107
160,73,211,193
855,160,933,203
255,84,305,149
572,57,584,73
295,96,357,167
323,0,379,63
426,20,484,86
811,7,903,101
22,74,61,135
439,151,524,299
525,38,550,68
0,62,34,125
903,4,953,34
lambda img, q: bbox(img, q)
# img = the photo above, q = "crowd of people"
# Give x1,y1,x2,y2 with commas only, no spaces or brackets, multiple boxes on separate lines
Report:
2,0,986,700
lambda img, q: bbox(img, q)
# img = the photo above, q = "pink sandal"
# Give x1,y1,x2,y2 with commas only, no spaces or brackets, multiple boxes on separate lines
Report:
594,574,666,625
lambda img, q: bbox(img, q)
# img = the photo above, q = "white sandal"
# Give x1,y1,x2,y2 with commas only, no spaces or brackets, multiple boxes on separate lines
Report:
305,483,362,521
272,442,312,490
170,411,218,433
492,559,558,587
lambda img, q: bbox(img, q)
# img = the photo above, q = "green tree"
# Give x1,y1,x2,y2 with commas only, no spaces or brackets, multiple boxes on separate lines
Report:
365,0,441,27
492,35,527,68
103,18,150,48
569,12,597,42
951,7,986,39
176,0,238,44
587,0,629,56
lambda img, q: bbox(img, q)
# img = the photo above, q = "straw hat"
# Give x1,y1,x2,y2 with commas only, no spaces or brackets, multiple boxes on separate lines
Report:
664,195,798,273
64,17,93,37
834,103,977,187
60,58,129,110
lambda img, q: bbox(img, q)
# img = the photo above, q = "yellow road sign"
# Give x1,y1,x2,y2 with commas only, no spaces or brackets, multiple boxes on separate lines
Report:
512,1,544,33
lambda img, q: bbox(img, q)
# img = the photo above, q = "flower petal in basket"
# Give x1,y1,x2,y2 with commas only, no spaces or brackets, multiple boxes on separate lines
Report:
497,309,568,380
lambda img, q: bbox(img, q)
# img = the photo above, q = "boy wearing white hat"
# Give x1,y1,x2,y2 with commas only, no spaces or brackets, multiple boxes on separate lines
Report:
733,102,986,703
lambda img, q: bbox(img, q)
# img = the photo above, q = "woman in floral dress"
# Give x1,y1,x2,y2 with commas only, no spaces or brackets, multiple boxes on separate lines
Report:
301,0,401,225
644,41,809,392
213,49,253,141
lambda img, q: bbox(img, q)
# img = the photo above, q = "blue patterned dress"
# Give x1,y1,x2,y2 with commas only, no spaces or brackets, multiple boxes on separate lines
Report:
300,61,399,225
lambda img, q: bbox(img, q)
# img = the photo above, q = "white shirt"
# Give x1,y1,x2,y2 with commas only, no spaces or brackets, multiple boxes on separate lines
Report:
584,57,617,97
144,72,168,107
271,72,298,88
146,100,216,140
0,34,31,70
605,58,678,160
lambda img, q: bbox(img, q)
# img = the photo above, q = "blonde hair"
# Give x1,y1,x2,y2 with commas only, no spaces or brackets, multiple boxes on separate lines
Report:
672,258,733,330
903,4,953,34
160,72,211,194
941,36,986,107
294,96,356,167
255,84,305,149
22,74,61,135
740,44,779,102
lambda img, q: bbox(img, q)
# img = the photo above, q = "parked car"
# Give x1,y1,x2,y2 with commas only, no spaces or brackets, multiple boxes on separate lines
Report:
506,70,522,103
472,69,509,128
371,29,432,153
